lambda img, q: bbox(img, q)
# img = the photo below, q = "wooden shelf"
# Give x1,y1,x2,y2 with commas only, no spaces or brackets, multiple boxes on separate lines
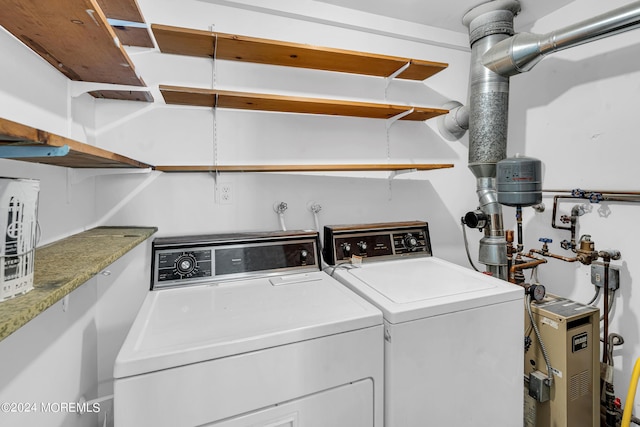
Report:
0,227,157,342
97,0,154,48
151,24,448,80
152,25,452,175
0,0,153,101
155,164,454,173
0,117,152,169
160,85,449,121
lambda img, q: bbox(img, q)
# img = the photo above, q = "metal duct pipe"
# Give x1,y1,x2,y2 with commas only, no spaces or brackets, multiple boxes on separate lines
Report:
462,0,521,279
438,101,469,141
483,0,640,77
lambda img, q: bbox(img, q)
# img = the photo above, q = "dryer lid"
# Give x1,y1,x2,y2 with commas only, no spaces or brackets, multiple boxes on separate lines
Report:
114,271,381,378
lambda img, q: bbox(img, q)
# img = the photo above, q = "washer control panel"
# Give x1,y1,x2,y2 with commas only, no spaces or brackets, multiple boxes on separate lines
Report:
151,231,319,289
323,221,432,264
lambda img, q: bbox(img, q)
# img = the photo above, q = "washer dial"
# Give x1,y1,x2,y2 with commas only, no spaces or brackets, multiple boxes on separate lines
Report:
175,252,199,277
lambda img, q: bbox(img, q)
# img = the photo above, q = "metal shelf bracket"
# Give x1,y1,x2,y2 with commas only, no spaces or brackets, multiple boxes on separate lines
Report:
386,108,415,130
0,144,70,159
389,168,418,180
68,80,150,98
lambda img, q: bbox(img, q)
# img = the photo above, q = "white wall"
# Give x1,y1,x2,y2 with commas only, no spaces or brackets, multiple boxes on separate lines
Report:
0,2,473,426
3,0,640,425
95,0,476,261
0,22,106,427
508,0,640,415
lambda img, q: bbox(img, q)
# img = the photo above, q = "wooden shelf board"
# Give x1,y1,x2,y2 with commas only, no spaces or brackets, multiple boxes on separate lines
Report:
112,26,154,48
97,0,145,23
0,0,145,88
155,164,454,173
151,24,448,81
0,117,152,169
98,0,153,48
160,85,448,121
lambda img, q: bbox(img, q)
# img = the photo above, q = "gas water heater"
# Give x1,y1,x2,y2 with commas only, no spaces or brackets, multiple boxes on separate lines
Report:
524,295,600,427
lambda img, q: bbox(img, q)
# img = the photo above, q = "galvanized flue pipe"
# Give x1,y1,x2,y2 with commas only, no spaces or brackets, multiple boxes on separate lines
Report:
482,0,640,77
460,0,640,278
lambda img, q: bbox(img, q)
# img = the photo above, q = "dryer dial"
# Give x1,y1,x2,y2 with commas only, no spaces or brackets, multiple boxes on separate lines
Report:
403,234,419,250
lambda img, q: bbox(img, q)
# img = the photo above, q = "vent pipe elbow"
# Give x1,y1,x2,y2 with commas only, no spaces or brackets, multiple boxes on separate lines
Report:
482,0,640,77
438,101,469,141
481,32,545,77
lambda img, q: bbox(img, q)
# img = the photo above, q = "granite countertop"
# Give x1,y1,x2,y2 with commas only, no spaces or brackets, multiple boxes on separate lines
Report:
0,226,157,341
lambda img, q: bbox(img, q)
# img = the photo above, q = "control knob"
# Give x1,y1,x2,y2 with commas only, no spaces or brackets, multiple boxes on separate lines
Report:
175,253,198,277
357,241,368,253
403,234,419,251
341,242,352,257
300,249,309,263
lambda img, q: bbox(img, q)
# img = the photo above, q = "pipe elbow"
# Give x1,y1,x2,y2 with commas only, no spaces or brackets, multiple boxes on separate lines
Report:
599,249,622,261
438,101,469,141
481,32,545,77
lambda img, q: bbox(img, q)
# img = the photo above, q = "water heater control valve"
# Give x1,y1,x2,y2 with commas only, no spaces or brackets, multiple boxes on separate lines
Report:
538,238,552,253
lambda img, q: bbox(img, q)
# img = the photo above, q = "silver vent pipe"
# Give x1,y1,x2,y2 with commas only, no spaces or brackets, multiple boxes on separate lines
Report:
457,0,640,279
483,1,640,77
461,0,521,279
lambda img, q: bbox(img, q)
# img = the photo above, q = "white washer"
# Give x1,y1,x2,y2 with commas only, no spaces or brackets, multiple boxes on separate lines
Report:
324,221,524,427
114,231,383,427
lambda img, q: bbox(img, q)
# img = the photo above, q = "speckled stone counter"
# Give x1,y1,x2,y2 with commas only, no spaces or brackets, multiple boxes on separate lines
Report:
0,226,157,341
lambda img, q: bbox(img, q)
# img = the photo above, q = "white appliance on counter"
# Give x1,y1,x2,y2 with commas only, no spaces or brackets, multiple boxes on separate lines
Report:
114,230,384,427
324,221,524,427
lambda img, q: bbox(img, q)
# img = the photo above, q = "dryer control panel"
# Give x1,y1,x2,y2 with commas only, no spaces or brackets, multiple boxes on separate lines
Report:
151,230,320,289
323,221,432,264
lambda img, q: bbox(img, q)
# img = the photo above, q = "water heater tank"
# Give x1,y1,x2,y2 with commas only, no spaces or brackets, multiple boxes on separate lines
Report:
497,155,542,207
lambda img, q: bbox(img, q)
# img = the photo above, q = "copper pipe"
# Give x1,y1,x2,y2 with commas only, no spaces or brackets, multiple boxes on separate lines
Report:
529,248,579,263
509,257,547,284
603,259,610,365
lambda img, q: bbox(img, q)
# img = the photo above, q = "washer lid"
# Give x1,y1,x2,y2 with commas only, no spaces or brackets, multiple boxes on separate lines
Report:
114,271,381,378
335,257,523,324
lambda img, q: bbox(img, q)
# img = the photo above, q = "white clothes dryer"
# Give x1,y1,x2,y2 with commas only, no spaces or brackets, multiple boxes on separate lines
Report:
114,230,383,427
324,221,524,427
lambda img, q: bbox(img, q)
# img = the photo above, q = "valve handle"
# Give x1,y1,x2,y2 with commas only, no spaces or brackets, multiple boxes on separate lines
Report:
539,238,553,243
588,192,603,203
572,188,585,198
560,240,571,250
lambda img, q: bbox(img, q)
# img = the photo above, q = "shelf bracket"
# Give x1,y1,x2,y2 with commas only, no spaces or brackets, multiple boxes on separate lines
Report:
386,108,414,130
0,144,70,159
389,168,418,180
388,167,417,200
385,61,411,99
106,18,148,29
67,167,153,186
387,61,411,80
68,80,150,98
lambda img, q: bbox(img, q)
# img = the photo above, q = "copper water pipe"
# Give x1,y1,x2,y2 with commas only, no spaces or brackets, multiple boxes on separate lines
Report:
509,256,547,284
529,248,578,263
